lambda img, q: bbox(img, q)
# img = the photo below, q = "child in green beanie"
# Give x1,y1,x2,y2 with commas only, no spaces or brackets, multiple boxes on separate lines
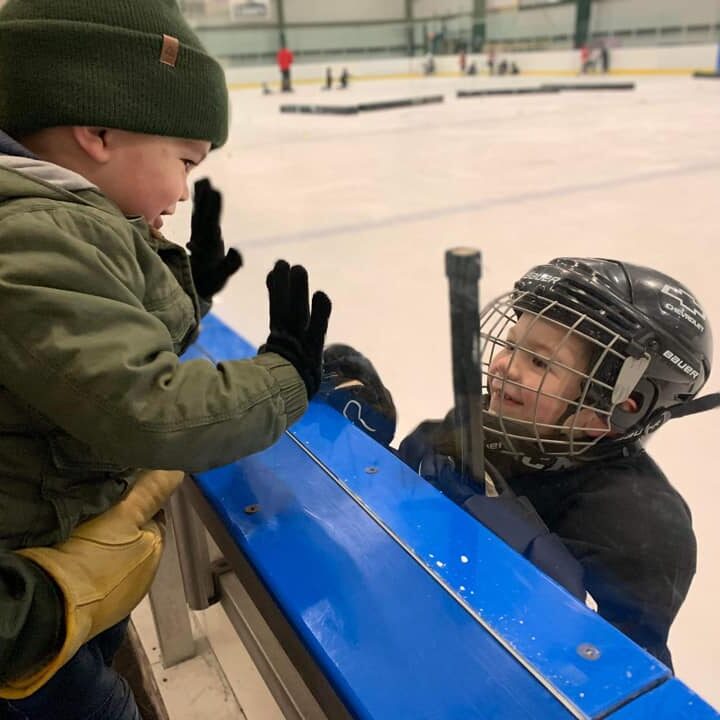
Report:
0,2,331,717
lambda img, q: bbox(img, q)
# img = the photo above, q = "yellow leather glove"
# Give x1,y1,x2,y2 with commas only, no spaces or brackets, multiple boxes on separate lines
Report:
1,469,185,699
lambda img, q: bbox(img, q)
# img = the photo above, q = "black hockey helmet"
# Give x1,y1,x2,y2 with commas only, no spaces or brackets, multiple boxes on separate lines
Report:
480,257,716,458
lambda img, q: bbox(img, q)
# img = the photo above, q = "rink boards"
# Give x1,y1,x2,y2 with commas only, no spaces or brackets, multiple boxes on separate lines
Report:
184,313,718,720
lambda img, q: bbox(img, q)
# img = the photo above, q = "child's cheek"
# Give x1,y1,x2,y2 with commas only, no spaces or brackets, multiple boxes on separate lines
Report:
536,396,560,425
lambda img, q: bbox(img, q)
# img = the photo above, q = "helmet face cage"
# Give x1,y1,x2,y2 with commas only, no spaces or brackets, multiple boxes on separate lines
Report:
480,289,631,458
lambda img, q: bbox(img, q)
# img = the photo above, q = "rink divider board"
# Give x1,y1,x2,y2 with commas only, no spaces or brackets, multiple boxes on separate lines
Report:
540,82,636,91
356,94,444,111
184,313,719,720
280,103,359,115
280,94,444,115
457,86,560,97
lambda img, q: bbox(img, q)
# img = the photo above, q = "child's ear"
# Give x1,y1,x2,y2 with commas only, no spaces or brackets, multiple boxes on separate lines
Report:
71,127,111,163
564,398,639,438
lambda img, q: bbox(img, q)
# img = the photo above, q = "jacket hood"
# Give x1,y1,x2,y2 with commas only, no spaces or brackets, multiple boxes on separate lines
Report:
0,129,98,202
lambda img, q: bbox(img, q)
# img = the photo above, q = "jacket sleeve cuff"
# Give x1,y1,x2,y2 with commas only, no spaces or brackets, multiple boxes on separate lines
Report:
0,554,65,693
253,352,308,426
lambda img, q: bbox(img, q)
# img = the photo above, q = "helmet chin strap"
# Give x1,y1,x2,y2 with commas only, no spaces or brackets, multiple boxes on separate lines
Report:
666,392,720,419
612,391,720,442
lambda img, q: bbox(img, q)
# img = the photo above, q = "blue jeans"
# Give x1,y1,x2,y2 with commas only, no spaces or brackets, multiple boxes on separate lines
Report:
0,620,141,720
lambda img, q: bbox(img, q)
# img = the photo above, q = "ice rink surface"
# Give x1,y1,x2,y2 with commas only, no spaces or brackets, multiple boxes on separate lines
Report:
162,73,720,709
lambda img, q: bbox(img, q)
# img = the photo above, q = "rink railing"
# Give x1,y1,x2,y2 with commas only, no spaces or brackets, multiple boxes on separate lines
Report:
149,313,719,720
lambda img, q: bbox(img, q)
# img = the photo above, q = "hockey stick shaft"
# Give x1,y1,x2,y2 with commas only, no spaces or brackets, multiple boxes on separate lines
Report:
445,248,485,489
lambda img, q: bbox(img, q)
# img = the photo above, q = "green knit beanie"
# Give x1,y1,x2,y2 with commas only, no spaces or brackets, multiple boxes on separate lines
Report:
0,0,228,148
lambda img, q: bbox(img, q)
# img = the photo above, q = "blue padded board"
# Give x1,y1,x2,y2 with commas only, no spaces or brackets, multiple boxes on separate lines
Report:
189,314,718,720
607,678,718,719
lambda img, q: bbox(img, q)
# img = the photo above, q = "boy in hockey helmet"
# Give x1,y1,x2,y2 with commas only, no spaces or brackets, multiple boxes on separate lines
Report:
400,257,716,669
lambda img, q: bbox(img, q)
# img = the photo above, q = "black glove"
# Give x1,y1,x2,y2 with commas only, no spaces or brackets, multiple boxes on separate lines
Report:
317,344,397,446
260,260,332,399
420,453,479,505
186,178,243,301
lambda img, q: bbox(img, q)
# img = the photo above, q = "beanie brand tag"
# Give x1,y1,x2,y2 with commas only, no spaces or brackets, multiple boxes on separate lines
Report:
160,35,179,67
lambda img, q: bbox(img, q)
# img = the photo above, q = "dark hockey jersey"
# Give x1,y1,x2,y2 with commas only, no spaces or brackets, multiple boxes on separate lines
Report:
399,417,696,670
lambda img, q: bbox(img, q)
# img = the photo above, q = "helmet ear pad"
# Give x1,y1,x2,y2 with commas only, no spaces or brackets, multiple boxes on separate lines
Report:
609,378,657,434
562,397,639,438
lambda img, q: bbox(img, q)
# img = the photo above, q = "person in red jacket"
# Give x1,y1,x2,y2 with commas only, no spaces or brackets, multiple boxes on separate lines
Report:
580,44,591,74
277,45,294,92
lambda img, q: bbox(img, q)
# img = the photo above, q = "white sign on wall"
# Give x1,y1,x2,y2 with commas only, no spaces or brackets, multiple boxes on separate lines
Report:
231,0,269,18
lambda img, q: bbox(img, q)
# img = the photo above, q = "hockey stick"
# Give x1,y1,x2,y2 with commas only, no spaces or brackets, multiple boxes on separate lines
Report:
445,248,486,490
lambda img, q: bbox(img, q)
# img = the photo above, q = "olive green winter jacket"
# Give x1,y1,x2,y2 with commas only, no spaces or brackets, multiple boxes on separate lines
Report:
0,150,307,681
